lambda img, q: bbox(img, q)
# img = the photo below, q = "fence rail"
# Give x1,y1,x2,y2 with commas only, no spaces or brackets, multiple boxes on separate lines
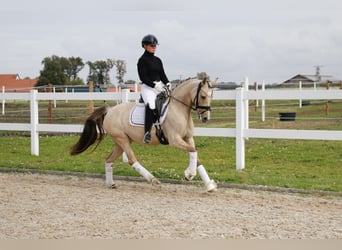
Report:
1,85,342,170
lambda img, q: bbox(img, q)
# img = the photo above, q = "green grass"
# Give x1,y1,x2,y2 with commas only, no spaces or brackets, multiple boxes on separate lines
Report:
1,98,341,192
0,135,341,192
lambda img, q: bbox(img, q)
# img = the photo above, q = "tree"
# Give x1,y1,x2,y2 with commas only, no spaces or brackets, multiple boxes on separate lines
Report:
36,55,84,86
37,56,67,86
114,60,126,84
105,59,115,86
86,59,115,86
63,56,84,82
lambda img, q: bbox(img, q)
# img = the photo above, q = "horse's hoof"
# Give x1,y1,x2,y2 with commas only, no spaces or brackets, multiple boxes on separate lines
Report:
151,178,161,186
184,169,196,181
205,180,217,192
106,182,117,189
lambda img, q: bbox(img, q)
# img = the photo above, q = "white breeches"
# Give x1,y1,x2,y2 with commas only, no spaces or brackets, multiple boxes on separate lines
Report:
141,82,163,109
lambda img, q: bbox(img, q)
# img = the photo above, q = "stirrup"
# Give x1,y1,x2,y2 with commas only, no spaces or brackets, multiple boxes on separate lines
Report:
143,131,151,144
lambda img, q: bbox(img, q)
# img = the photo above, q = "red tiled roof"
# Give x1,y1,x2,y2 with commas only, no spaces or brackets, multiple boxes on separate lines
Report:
0,74,37,92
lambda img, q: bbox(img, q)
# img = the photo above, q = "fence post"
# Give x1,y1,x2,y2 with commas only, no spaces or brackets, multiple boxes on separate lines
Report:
299,81,302,108
53,86,57,108
88,81,94,114
254,81,258,111
2,86,5,115
30,90,39,156
326,80,330,116
121,88,130,163
134,83,138,103
48,84,53,124
121,89,129,103
236,87,245,170
244,77,249,140
261,80,266,122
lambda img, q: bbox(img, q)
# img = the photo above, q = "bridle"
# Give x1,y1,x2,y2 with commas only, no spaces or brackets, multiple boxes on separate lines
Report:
169,81,212,115
193,81,212,115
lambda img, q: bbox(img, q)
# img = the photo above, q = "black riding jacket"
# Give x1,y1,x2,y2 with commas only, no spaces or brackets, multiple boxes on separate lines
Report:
137,50,169,88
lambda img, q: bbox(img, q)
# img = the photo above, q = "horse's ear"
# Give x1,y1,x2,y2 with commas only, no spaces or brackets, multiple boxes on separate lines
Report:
201,77,207,86
209,77,218,88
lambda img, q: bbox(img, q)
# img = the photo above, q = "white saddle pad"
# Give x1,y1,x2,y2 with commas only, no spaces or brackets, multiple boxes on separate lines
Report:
129,103,168,127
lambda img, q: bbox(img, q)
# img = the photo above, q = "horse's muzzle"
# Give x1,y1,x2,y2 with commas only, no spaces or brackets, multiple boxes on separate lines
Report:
198,110,210,123
201,116,209,123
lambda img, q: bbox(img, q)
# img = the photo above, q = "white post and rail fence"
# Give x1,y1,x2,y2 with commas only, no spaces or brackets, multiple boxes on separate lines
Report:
1,85,341,170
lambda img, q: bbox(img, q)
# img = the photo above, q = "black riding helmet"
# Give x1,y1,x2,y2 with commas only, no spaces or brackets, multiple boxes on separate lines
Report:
141,34,158,48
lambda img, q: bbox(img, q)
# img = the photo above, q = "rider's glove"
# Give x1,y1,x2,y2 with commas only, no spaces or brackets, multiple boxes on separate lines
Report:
166,82,171,90
154,82,163,92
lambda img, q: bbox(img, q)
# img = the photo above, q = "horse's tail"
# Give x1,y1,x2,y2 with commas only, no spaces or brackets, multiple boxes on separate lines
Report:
70,106,108,156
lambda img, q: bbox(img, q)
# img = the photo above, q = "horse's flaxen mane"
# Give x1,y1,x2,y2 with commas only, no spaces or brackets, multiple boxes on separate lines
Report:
171,79,198,98
181,77,196,83
174,77,199,90
177,72,209,88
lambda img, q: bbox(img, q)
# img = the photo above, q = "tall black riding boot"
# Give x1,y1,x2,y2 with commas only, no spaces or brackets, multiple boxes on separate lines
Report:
143,105,154,144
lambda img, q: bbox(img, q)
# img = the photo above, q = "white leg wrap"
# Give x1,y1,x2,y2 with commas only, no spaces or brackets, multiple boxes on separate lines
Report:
105,162,114,187
198,165,217,192
122,152,128,163
132,162,154,182
184,151,197,181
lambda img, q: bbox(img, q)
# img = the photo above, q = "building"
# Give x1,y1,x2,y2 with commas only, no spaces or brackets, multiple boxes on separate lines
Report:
281,73,341,89
281,74,316,88
0,74,38,92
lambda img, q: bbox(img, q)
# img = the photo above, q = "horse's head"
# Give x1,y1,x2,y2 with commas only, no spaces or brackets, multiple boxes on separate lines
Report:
194,77,215,123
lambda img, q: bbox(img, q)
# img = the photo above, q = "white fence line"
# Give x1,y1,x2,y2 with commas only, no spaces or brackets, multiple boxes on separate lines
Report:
1,87,342,170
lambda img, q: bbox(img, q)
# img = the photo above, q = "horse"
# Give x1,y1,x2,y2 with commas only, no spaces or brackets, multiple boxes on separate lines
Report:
70,77,218,192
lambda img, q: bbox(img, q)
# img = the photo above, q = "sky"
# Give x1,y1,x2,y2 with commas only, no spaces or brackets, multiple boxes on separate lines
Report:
1,0,342,84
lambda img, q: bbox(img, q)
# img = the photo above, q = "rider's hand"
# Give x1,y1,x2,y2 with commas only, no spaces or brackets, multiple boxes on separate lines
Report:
166,82,171,90
154,82,163,92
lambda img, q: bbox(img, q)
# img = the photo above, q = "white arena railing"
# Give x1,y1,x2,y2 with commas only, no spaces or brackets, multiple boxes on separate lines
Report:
1,83,342,170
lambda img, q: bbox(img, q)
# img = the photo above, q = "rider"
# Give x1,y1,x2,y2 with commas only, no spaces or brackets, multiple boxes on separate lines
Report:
137,34,171,144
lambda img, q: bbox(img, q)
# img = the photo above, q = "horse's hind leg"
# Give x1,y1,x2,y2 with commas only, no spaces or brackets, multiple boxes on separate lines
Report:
131,162,160,185
105,144,124,188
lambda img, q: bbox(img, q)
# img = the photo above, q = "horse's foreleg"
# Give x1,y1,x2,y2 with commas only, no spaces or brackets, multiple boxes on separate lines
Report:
184,151,198,181
197,165,217,192
105,144,123,188
184,153,217,191
175,136,217,192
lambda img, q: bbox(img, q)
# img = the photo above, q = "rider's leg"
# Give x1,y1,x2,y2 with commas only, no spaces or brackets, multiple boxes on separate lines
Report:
144,104,154,144
141,84,157,144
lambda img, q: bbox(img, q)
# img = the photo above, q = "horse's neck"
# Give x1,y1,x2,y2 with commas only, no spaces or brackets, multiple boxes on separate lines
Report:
171,80,196,107
167,80,197,125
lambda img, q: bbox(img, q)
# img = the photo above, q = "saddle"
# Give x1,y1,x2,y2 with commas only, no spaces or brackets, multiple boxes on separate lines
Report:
133,91,170,145
138,91,168,117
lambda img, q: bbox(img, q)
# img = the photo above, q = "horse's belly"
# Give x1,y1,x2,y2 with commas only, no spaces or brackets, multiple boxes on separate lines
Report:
103,104,143,137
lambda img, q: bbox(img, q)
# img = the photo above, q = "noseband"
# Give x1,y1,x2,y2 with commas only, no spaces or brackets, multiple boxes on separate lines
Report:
194,82,211,114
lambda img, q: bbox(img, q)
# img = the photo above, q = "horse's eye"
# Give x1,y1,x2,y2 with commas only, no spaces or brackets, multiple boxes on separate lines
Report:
201,95,206,100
